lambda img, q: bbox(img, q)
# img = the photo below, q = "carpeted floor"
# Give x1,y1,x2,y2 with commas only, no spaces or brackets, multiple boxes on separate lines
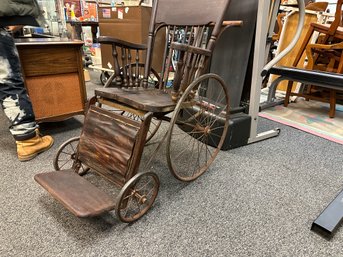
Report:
1,71,343,256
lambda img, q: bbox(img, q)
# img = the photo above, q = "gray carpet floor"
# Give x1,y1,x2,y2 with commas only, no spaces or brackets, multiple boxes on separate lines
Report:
1,71,343,257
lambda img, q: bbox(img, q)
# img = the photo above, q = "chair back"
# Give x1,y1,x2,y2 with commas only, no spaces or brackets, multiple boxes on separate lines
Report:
327,0,343,35
143,0,231,100
99,0,232,101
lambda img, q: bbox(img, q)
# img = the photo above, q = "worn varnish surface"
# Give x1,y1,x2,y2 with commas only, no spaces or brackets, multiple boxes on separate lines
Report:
95,87,177,113
34,170,116,217
15,39,86,122
78,106,140,177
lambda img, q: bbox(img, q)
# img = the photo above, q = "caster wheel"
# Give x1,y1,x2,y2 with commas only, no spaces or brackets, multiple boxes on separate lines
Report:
116,172,159,223
53,137,90,176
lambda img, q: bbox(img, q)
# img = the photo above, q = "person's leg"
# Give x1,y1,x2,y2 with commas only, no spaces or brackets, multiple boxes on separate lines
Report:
0,27,53,161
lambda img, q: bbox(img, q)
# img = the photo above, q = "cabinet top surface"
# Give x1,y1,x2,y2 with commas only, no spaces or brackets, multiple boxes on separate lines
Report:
14,38,84,46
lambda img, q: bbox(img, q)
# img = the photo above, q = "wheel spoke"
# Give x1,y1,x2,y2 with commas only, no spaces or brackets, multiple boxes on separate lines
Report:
137,179,151,192
54,137,89,175
167,75,229,181
185,136,197,177
59,160,72,169
60,150,72,156
117,173,159,222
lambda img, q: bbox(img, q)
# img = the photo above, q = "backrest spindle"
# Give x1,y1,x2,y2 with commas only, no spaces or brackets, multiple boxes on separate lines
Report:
142,0,231,101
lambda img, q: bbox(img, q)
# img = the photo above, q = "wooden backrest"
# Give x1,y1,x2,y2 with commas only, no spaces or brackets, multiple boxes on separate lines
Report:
77,106,151,184
143,0,231,100
154,0,229,26
328,0,343,35
98,0,232,101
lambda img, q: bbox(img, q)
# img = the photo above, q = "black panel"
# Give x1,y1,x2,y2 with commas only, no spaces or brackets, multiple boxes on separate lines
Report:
209,0,258,108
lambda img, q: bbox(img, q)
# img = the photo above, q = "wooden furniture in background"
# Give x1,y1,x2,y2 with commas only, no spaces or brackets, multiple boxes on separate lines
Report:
284,41,343,118
283,0,343,118
292,0,343,68
268,2,328,91
15,38,87,122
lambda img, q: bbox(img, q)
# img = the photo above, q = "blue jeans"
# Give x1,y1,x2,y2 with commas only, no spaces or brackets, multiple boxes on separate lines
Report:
0,27,38,141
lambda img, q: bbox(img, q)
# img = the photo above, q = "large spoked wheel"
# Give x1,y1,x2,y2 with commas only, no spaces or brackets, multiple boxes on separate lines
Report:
166,73,230,182
53,137,90,176
116,172,160,223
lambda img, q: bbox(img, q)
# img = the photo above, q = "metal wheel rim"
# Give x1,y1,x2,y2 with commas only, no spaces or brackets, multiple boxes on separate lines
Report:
100,71,110,85
166,73,230,182
116,172,159,223
53,137,89,175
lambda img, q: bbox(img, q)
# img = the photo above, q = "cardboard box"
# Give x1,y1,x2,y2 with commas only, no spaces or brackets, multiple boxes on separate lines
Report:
98,6,164,72
98,0,143,7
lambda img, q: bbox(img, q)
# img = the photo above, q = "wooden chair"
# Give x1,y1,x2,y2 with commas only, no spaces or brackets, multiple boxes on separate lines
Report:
272,12,286,42
284,0,343,113
34,0,242,223
291,41,343,118
272,2,329,42
268,2,328,92
94,0,242,183
293,0,343,67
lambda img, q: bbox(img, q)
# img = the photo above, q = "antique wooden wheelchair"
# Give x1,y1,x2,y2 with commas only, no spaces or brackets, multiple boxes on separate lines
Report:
34,0,242,223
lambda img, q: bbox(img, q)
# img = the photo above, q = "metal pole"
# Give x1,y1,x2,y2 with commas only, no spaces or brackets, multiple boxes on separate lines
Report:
248,0,306,144
248,0,279,144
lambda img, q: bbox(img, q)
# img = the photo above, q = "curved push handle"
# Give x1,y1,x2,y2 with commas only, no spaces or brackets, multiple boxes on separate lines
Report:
261,0,306,76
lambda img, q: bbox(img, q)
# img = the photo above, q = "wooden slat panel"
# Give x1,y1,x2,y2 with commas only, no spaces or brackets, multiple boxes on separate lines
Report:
78,106,140,176
18,46,79,76
25,73,84,120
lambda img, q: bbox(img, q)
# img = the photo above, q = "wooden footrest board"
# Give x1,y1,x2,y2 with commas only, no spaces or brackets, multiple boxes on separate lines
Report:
34,170,116,217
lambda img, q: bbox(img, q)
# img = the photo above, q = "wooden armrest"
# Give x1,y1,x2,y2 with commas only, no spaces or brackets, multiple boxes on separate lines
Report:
306,41,343,71
97,36,147,50
307,41,343,51
170,42,212,57
209,20,243,27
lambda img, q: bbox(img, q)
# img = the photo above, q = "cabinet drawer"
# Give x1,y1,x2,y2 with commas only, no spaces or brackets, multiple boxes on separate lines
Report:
18,46,81,77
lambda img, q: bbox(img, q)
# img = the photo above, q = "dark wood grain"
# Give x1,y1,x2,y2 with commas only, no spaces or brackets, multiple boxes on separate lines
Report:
17,46,79,76
95,87,177,112
34,170,116,217
78,106,141,177
16,39,87,122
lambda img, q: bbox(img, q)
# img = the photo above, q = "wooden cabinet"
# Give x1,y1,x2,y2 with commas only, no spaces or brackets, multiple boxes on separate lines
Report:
15,38,87,122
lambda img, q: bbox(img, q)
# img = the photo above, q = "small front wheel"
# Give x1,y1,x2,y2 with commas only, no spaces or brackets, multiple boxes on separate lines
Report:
53,137,90,176
116,172,159,223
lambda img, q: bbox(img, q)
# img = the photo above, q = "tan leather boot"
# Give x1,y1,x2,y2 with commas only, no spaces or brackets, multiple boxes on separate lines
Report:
16,130,54,161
